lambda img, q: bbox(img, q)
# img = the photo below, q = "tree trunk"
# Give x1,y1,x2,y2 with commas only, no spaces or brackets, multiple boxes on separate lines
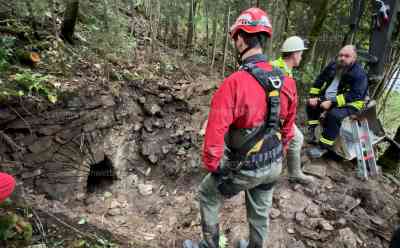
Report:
379,126,400,173
61,0,80,44
222,6,231,77
205,1,210,63
210,16,218,68
300,0,330,68
185,0,197,57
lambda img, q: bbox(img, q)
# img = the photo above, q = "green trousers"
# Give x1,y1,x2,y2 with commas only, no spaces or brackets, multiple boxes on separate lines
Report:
198,159,283,248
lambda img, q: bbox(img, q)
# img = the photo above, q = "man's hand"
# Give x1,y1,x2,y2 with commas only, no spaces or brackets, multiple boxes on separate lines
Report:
320,100,332,110
308,98,319,107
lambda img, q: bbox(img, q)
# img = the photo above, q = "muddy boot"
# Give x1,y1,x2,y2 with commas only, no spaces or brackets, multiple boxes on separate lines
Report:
306,127,317,144
288,158,314,186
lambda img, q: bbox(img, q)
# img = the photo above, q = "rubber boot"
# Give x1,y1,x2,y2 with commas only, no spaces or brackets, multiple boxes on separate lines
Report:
287,153,314,186
200,224,220,248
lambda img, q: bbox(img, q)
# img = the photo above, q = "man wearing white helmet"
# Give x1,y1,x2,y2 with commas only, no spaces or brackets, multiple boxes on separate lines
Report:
272,36,315,186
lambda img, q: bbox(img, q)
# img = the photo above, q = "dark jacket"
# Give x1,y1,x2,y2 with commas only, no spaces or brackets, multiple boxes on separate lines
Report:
309,61,368,110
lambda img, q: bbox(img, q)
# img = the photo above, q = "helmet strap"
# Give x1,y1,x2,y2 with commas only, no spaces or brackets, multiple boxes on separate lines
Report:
238,46,253,65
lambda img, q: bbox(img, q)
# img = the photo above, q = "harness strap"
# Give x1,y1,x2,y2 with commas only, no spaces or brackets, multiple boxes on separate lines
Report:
229,62,284,159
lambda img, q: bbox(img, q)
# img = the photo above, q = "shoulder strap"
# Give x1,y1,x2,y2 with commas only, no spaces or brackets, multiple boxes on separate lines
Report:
241,62,284,132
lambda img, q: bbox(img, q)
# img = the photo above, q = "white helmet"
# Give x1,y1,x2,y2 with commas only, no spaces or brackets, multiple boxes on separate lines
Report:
281,36,308,53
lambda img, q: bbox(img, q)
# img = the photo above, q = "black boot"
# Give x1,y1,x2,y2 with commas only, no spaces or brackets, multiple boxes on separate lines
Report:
306,126,317,144
201,224,220,248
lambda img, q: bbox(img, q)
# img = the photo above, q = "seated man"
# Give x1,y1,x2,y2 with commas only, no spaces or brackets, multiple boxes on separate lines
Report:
0,172,15,204
306,45,368,158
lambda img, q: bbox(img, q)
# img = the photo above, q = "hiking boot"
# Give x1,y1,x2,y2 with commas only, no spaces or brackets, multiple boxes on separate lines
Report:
288,172,315,186
306,127,317,144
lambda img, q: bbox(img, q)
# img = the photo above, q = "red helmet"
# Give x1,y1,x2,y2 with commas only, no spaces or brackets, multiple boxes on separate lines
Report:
230,8,272,39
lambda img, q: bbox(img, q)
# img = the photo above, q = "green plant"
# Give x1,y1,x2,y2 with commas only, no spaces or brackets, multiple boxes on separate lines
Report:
13,70,58,103
0,36,16,72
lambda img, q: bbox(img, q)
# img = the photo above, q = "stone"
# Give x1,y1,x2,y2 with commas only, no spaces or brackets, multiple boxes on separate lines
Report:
148,154,158,164
38,125,62,136
108,208,122,216
278,189,311,220
296,226,324,241
305,204,321,218
337,228,359,248
303,163,327,178
145,103,161,116
22,169,42,179
336,218,347,227
270,208,281,219
101,95,115,107
28,244,47,248
161,144,173,154
126,174,138,187
295,212,307,224
143,119,153,132
28,137,53,154
138,183,153,196
286,238,306,248
287,228,295,234
319,219,334,231
369,215,385,227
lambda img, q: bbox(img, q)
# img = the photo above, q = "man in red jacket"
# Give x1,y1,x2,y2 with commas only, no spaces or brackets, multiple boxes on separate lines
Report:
0,172,15,204
184,7,297,248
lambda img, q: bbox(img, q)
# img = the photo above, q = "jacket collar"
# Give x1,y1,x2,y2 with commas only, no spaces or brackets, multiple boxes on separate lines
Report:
241,54,268,65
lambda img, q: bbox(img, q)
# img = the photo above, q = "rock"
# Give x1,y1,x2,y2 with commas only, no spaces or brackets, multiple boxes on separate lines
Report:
278,189,311,220
337,228,359,248
287,228,295,234
28,244,47,248
336,218,347,227
143,119,153,132
177,147,186,156
138,96,146,104
134,122,142,131
305,204,321,218
319,219,334,231
369,215,385,227
108,208,122,216
161,144,173,154
148,154,158,164
38,125,62,136
286,238,306,248
270,208,281,219
126,174,138,187
138,183,153,196
296,226,326,241
145,103,161,116
303,163,327,178
101,95,115,107
22,169,42,179
295,212,307,224
28,137,53,154
110,199,120,209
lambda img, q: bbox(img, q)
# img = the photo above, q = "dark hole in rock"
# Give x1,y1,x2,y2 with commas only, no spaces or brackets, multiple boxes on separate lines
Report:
86,156,116,194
